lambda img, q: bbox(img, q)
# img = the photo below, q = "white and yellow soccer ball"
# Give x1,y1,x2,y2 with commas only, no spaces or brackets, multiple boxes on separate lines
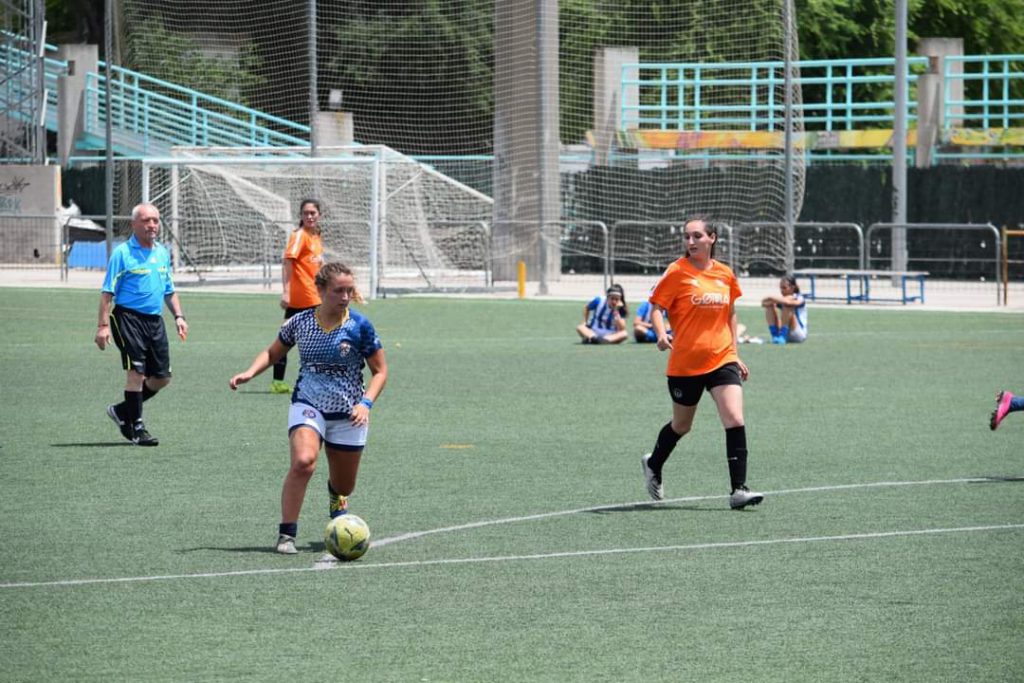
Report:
324,514,371,561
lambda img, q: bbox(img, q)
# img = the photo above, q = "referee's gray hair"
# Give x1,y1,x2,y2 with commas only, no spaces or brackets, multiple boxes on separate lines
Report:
131,203,160,221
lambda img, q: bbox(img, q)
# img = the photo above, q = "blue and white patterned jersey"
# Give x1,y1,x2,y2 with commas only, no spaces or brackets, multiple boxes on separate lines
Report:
278,308,382,418
778,293,808,335
636,301,671,331
586,295,623,330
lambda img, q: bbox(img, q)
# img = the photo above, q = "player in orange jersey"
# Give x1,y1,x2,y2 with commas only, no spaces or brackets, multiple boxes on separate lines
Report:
271,199,325,394
639,216,763,510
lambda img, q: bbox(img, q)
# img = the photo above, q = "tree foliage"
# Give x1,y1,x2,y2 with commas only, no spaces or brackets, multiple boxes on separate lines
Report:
121,19,264,108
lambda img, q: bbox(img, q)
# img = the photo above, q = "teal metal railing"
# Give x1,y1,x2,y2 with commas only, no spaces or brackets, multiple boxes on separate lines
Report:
622,54,1023,133
944,55,1024,129
82,67,309,153
12,42,310,155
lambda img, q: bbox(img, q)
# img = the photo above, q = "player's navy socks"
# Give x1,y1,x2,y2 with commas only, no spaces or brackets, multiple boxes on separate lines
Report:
769,324,779,337
779,326,790,339
279,522,298,538
648,422,683,472
122,390,142,425
141,383,158,402
725,425,748,491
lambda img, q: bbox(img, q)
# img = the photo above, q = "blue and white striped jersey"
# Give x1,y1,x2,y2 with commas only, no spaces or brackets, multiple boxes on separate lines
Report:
586,295,623,330
278,308,382,418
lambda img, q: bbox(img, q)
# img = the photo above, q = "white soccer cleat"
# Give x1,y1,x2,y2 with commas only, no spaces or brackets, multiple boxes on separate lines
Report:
641,453,664,501
729,486,764,510
275,534,298,555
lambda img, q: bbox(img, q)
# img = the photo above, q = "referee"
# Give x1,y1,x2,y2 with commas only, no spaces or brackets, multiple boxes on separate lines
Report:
95,203,188,446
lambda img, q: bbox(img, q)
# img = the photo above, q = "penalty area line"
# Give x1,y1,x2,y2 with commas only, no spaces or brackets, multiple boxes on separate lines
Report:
1,522,1021,589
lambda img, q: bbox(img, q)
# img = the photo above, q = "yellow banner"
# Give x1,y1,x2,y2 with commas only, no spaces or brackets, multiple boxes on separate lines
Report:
615,127,1024,150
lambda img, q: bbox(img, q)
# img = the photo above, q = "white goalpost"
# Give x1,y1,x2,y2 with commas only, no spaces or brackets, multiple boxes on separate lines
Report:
141,146,494,296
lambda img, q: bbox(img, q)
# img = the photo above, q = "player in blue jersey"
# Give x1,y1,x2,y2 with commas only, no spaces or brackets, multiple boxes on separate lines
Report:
229,262,388,555
576,284,628,344
95,203,188,446
761,274,807,344
633,300,672,343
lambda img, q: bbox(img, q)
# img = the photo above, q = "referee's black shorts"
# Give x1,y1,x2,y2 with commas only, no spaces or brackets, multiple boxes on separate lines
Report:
110,306,172,378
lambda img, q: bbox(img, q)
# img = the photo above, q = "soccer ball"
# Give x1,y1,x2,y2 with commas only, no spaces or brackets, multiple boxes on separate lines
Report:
324,514,371,561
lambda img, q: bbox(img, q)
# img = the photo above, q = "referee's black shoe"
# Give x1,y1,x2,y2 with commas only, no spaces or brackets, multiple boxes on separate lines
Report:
107,404,133,442
131,421,159,447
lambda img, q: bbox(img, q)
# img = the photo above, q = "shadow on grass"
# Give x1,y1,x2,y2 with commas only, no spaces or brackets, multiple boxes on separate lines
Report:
584,503,728,514
968,475,1024,483
51,441,134,448
178,541,328,555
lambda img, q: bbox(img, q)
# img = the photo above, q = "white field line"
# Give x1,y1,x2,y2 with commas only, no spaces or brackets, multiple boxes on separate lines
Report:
371,476,991,547
0,477,1017,590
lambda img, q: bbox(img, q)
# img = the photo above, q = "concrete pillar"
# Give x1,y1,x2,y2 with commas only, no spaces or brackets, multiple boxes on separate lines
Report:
313,111,354,148
915,57,941,168
492,0,560,289
917,38,964,128
56,44,99,168
593,47,638,166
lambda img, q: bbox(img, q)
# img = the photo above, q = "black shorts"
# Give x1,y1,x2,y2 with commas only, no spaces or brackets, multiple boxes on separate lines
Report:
110,306,171,378
284,306,315,320
667,362,742,406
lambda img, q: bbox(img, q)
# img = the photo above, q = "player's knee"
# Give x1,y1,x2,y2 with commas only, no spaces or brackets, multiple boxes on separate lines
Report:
290,458,317,479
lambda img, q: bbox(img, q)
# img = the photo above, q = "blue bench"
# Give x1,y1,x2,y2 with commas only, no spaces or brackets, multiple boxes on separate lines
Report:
794,268,928,305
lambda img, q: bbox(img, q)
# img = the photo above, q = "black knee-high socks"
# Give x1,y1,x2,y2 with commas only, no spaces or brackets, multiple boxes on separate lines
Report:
118,383,158,425
725,425,748,491
272,356,287,382
649,423,748,491
648,422,683,473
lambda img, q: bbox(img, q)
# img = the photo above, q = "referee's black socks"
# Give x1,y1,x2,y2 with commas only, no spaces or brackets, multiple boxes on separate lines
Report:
122,390,143,425
141,382,159,402
725,425,748,491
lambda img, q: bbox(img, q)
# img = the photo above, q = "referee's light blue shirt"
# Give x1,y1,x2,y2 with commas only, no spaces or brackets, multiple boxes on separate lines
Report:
101,235,175,316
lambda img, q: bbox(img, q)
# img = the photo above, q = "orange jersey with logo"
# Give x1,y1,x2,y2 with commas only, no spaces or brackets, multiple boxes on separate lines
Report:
283,228,323,309
649,257,742,377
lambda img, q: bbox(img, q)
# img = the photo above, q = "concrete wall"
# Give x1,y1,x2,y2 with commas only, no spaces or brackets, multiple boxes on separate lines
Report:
0,165,62,264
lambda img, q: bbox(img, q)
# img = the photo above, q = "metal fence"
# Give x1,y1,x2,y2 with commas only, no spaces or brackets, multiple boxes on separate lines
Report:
865,222,1002,305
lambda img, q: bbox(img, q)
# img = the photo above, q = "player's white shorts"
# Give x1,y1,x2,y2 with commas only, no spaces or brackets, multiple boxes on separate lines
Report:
288,402,368,450
590,324,618,338
787,326,808,343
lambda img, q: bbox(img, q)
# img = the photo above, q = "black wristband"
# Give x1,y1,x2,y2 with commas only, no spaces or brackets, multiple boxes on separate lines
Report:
174,314,186,321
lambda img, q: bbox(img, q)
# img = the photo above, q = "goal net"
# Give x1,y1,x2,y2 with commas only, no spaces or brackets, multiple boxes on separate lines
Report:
142,147,493,295
115,0,805,287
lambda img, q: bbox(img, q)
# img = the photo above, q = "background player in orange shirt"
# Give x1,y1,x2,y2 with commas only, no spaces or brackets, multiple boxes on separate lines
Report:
640,216,764,510
271,199,325,394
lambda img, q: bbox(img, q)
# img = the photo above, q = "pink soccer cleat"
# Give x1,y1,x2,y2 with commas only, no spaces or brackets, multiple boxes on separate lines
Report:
990,391,1014,431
